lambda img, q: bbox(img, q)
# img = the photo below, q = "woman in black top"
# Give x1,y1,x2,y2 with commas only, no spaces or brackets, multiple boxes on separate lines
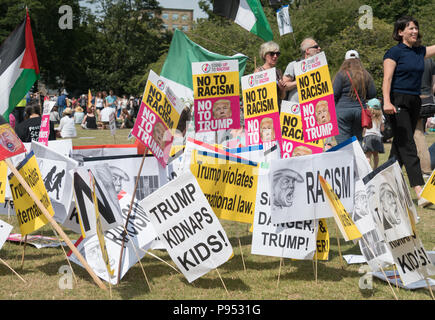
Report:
81,106,98,129
382,16,435,207
15,104,56,142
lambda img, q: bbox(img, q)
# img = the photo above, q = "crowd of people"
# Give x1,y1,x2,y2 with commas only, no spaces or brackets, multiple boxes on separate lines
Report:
8,15,435,206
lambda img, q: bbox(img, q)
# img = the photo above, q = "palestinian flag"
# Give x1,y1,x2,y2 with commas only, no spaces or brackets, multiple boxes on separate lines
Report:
213,0,273,41
0,11,40,119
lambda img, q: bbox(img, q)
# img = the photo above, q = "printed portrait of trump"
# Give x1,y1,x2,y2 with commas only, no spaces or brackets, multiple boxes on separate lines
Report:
272,168,304,209
153,121,167,150
212,99,232,119
260,117,275,142
315,100,331,125
292,145,312,157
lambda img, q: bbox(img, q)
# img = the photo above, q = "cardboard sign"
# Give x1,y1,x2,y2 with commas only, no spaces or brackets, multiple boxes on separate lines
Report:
269,151,354,224
251,166,318,259
241,68,282,150
319,175,361,241
38,99,55,146
0,219,13,249
294,52,338,142
388,235,435,286
280,101,324,158
0,161,7,203
353,180,394,272
193,60,240,132
191,151,259,224
36,158,67,203
72,165,123,238
0,124,26,161
132,70,183,168
31,141,78,225
8,151,55,235
420,169,435,205
141,171,233,283
362,159,415,242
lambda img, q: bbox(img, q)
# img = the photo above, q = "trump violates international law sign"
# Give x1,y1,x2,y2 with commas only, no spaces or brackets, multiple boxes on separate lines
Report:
193,60,240,132
140,171,233,283
132,70,183,167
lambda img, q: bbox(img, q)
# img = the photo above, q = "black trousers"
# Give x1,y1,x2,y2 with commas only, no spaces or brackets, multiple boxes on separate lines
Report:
389,92,424,187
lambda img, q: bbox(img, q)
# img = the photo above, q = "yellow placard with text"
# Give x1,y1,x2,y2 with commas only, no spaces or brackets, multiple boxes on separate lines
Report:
315,219,329,260
243,81,278,119
0,161,8,203
8,152,55,235
297,65,332,104
420,169,435,205
190,151,258,224
193,71,240,100
319,175,362,241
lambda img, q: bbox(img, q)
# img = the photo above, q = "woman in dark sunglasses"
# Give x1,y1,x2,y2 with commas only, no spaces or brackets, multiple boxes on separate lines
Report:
255,41,286,109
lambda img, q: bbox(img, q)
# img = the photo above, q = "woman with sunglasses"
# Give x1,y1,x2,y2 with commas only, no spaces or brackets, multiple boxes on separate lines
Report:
383,16,435,207
255,41,286,110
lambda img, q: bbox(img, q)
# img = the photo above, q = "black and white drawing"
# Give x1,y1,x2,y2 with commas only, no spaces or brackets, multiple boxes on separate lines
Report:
272,168,303,209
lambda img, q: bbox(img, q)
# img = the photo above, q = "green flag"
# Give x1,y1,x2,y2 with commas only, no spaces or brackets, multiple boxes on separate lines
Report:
160,29,248,102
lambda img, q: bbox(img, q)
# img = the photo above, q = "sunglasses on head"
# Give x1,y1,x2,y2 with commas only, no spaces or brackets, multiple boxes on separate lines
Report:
267,51,281,57
309,45,320,49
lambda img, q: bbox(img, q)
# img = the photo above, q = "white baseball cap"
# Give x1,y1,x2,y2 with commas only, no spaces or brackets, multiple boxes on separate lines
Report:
345,50,359,60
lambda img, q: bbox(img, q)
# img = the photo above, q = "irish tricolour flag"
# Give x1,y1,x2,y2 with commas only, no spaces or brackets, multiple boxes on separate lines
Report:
0,11,39,119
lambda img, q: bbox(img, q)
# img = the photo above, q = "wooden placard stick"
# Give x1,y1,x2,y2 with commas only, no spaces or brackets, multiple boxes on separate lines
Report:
5,158,107,290
0,257,26,283
215,268,229,296
277,257,283,288
116,149,148,284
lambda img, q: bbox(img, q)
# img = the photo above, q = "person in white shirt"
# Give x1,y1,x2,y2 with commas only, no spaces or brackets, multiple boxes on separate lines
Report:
99,105,115,129
56,107,77,138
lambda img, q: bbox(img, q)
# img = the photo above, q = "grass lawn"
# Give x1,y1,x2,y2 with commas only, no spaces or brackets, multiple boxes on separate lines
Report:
0,124,433,300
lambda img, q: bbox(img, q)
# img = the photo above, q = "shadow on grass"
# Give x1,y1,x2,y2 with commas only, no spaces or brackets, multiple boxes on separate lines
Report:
183,275,250,292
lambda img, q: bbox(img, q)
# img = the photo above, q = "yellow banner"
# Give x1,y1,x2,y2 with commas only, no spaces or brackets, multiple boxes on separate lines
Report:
319,175,362,241
297,65,332,104
193,71,240,100
9,153,55,235
0,161,7,203
191,152,258,224
315,219,329,260
421,170,435,204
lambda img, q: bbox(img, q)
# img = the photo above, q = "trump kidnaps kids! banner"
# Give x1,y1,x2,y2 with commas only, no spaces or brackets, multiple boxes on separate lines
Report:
294,52,338,142
193,60,240,132
132,70,184,167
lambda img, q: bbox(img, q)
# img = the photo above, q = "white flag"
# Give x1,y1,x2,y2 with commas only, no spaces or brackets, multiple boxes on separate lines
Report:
276,5,293,36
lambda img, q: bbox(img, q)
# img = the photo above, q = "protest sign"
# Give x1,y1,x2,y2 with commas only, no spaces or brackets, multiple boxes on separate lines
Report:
319,175,361,241
69,190,156,284
241,68,282,150
72,165,123,238
353,180,394,271
0,124,26,161
251,165,318,259
280,101,324,158
315,218,329,260
193,60,240,132
82,154,167,201
109,112,116,136
0,219,13,249
387,235,435,286
191,151,259,224
132,70,183,168
269,150,354,224
0,160,7,203
38,98,55,146
72,144,138,163
31,141,78,224
36,158,67,203
141,171,233,283
8,151,55,235
7,233,70,249
294,52,338,142
327,136,372,181
362,159,415,242
421,169,435,205
372,270,435,290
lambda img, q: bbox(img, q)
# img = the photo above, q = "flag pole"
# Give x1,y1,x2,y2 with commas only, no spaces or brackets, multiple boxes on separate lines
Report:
5,158,107,290
116,148,148,284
